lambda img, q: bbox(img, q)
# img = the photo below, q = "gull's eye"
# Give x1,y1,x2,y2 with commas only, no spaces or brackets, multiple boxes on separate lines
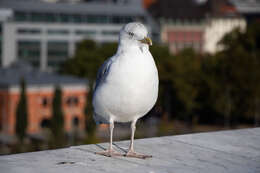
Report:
128,32,134,37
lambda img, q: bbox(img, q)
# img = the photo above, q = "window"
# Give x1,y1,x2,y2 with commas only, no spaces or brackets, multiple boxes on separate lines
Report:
72,116,79,127
47,41,68,68
85,15,109,23
87,15,100,23
40,119,51,128
111,15,135,24
66,96,79,106
47,41,68,57
17,40,41,67
124,16,133,23
42,97,49,107
31,12,45,22
98,15,109,23
14,12,28,21
102,30,119,36
13,12,144,24
47,29,69,35
17,28,41,34
111,16,122,24
45,13,57,22
75,30,96,36
59,14,70,23
71,14,82,23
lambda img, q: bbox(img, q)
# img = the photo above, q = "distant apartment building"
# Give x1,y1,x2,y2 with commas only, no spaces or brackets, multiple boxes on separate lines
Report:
0,62,88,135
0,0,153,71
149,0,246,54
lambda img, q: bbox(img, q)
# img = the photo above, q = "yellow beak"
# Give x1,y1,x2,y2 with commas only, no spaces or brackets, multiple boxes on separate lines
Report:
140,37,152,46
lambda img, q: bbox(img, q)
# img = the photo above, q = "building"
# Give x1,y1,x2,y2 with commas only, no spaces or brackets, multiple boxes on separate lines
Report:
160,20,205,54
203,0,247,53
230,0,260,23
0,0,153,71
149,0,246,54
0,61,88,135
203,17,246,53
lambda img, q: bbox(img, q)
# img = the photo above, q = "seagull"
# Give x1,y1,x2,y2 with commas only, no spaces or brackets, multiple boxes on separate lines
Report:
92,22,159,159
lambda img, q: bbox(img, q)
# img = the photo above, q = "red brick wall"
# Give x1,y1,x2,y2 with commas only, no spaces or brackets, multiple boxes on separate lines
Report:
167,31,203,42
0,87,87,135
167,30,204,54
0,91,13,134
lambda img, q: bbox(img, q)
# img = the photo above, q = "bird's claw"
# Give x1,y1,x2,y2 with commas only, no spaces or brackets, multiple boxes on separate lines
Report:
125,150,152,159
95,149,123,157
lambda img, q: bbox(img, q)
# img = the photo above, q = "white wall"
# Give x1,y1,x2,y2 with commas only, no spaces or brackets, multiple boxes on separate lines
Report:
203,17,246,54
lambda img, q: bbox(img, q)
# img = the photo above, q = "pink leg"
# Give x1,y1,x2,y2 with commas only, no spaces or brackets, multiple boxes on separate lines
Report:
95,120,122,157
125,119,152,159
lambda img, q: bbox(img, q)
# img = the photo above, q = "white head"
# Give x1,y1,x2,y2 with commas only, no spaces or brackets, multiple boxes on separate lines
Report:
118,22,152,49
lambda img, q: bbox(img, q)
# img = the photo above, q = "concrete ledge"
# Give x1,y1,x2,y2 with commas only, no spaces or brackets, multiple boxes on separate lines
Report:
0,128,259,173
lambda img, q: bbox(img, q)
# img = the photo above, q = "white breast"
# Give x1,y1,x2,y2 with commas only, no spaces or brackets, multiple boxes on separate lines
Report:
93,47,159,123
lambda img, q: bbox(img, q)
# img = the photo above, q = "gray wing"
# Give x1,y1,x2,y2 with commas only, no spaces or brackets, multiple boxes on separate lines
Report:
93,56,115,124
93,57,114,92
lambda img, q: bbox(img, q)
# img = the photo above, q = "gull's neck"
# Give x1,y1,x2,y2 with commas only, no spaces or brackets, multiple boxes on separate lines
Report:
117,43,139,53
117,41,148,55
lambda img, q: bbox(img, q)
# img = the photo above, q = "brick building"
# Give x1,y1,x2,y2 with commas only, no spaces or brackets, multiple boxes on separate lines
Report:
0,62,88,135
149,0,246,54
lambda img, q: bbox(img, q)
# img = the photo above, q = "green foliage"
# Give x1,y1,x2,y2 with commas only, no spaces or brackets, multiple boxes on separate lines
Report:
50,86,64,140
213,22,260,126
61,40,117,82
172,49,202,113
61,24,260,129
15,78,28,141
152,46,203,121
153,23,260,126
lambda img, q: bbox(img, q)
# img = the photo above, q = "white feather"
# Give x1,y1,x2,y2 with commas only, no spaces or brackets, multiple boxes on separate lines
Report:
92,22,159,124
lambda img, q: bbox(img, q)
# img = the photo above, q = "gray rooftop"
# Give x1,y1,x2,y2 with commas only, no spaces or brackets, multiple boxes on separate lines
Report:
0,0,146,16
230,0,260,13
0,128,259,173
0,61,88,88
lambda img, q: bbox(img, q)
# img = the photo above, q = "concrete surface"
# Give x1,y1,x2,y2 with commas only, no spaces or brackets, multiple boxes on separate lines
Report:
0,128,259,173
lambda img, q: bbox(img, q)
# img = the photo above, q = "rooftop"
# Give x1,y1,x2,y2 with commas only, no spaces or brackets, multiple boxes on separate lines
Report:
0,0,146,16
148,0,241,20
230,0,260,13
0,128,259,173
0,61,88,89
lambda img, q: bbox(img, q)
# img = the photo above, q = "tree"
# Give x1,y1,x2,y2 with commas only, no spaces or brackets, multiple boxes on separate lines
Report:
212,23,260,127
15,78,28,142
61,40,117,81
150,44,176,120
171,49,203,125
50,86,64,141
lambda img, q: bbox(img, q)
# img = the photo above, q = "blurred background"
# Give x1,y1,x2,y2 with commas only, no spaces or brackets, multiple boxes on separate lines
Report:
0,0,260,155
